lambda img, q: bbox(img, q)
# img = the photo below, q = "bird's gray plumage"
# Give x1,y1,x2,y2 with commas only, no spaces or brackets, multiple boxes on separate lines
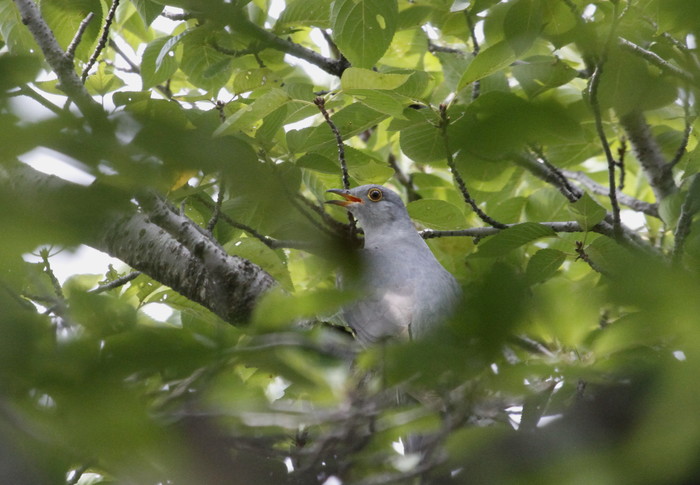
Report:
327,184,461,345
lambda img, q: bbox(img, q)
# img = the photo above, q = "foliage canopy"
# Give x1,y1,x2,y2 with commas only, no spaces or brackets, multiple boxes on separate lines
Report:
2,0,700,484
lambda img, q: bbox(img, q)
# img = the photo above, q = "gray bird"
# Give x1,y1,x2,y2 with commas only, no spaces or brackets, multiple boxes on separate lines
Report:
326,184,461,345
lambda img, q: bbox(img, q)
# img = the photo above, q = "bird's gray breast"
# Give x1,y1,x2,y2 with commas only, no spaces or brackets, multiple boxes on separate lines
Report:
343,241,460,345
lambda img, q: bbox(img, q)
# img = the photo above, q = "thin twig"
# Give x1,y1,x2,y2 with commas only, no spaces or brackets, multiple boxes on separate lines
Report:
314,96,359,234
529,146,580,202
108,39,174,100
81,0,120,83
91,271,141,293
206,182,225,234
669,92,695,170
66,12,95,61
420,221,583,240
616,138,627,190
314,96,350,190
295,194,350,234
13,0,108,128
209,39,259,58
560,169,659,217
575,241,609,275
618,37,695,84
592,1,625,240
387,153,420,202
426,40,463,55
465,10,481,100
15,85,67,118
39,249,65,301
192,194,318,250
438,104,506,229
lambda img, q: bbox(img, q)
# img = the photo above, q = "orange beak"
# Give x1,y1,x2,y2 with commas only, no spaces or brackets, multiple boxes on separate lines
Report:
326,189,362,207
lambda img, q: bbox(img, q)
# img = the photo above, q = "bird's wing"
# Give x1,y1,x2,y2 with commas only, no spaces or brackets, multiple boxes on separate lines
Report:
343,280,416,344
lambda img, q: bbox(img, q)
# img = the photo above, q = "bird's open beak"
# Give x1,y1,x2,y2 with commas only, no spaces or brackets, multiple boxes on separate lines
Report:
325,189,362,207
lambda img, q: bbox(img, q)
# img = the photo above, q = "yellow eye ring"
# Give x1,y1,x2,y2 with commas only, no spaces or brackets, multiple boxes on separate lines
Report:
367,188,383,202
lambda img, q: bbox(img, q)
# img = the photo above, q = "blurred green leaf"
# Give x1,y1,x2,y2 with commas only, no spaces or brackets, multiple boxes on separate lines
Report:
251,288,354,330
512,56,578,98
503,0,543,55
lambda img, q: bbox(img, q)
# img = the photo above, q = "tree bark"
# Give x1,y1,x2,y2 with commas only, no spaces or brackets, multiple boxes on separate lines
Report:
2,163,275,324
619,110,677,202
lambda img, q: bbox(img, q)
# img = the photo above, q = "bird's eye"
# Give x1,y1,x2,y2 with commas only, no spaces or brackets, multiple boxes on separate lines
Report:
367,188,383,202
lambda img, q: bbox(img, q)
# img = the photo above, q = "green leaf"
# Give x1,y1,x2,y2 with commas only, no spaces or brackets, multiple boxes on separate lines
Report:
0,54,42,91
141,36,179,89
156,30,191,70
331,0,398,68
598,47,678,116
397,5,432,30
345,147,395,184
341,67,411,90
296,153,338,174
0,0,40,54
448,92,582,160
215,88,292,135
40,0,102,62
586,236,633,275
407,199,468,230
85,63,123,96
252,288,353,330
180,29,233,92
286,103,387,154
399,109,446,164
511,56,578,98
132,0,164,25
526,248,566,284
232,68,283,94
344,89,408,118
459,41,516,88
277,0,330,28
503,0,543,55
473,222,557,258
569,193,607,231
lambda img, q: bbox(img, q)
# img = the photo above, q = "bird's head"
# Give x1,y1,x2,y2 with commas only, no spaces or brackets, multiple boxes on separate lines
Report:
326,185,413,235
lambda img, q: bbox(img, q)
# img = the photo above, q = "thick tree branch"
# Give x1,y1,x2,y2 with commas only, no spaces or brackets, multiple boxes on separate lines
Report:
2,163,275,325
619,110,677,201
673,175,700,264
13,0,108,130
